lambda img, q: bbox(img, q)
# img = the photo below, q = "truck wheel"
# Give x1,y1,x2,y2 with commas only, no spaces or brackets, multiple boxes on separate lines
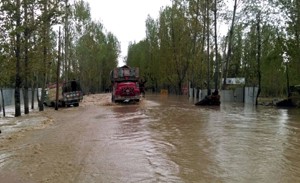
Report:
74,103,79,107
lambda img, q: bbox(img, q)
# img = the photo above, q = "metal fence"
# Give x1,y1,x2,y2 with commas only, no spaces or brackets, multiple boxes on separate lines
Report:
0,88,40,107
189,87,258,104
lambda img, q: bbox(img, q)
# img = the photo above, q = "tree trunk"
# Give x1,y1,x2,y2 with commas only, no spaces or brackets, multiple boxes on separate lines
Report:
15,0,22,117
220,34,228,90
1,89,5,117
31,7,37,110
178,81,182,95
295,0,300,80
286,62,290,97
201,11,206,89
206,0,211,95
255,11,262,106
23,0,29,114
31,82,35,109
64,0,69,82
39,0,49,111
213,0,219,91
55,27,62,110
36,76,40,107
190,0,200,89
39,51,46,111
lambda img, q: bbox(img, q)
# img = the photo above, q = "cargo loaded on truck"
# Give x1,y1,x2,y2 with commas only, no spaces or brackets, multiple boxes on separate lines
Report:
44,80,83,107
110,65,141,103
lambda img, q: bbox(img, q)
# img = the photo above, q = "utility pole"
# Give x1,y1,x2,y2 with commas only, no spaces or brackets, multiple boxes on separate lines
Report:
15,0,21,116
55,27,62,110
64,0,69,82
206,0,211,95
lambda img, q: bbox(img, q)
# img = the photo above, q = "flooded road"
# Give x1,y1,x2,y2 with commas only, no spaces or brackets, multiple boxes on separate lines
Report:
1,93,300,182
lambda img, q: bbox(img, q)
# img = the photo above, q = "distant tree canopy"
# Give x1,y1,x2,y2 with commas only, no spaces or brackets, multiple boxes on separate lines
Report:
126,0,300,97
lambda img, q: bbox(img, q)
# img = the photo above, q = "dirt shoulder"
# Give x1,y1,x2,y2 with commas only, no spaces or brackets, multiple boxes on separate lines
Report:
0,93,113,183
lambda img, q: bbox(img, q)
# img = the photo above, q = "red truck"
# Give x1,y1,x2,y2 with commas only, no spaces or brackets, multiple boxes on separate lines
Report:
110,65,141,103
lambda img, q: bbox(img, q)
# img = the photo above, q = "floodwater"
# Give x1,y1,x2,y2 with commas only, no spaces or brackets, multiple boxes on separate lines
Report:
98,94,300,182
1,93,300,183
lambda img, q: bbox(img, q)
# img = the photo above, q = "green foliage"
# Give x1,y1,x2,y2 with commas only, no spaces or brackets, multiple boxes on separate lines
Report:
74,21,119,93
125,0,300,97
127,1,206,94
0,0,120,114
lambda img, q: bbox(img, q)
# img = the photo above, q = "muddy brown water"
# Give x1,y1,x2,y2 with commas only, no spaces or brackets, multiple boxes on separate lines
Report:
1,93,300,182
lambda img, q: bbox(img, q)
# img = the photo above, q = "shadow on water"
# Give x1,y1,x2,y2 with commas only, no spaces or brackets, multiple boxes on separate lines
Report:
112,103,140,114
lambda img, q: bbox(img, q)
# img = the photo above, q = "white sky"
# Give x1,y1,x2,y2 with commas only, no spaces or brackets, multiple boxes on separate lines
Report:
84,0,171,66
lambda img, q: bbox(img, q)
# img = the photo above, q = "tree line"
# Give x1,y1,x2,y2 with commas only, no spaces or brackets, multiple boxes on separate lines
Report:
1,0,300,117
0,0,119,117
126,0,300,103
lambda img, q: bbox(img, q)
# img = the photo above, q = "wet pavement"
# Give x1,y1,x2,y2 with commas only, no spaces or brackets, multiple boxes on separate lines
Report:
1,93,300,182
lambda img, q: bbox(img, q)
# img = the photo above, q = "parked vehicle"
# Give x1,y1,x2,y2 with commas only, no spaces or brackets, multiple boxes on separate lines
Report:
44,80,83,107
110,65,140,103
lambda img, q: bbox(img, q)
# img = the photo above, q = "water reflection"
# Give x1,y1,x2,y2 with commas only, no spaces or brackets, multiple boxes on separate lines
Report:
152,97,300,182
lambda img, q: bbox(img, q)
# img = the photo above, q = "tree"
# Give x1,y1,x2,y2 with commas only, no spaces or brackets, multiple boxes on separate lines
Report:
15,0,22,117
213,0,219,91
186,0,204,89
75,20,119,93
0,25,11,116
255,11,262,105
23,0,30,114
55,27,61,110
38,0,63,111
0,0,121,116
278,0,300,85
222,0,238,89
159,1,193,94
205,0,211,95
144,16,161,92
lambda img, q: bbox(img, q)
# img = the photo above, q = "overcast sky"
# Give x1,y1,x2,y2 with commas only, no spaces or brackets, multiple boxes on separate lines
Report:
84,0,171,66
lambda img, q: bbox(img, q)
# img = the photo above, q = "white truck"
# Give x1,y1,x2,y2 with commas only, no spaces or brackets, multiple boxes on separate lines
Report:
44,80,83,107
